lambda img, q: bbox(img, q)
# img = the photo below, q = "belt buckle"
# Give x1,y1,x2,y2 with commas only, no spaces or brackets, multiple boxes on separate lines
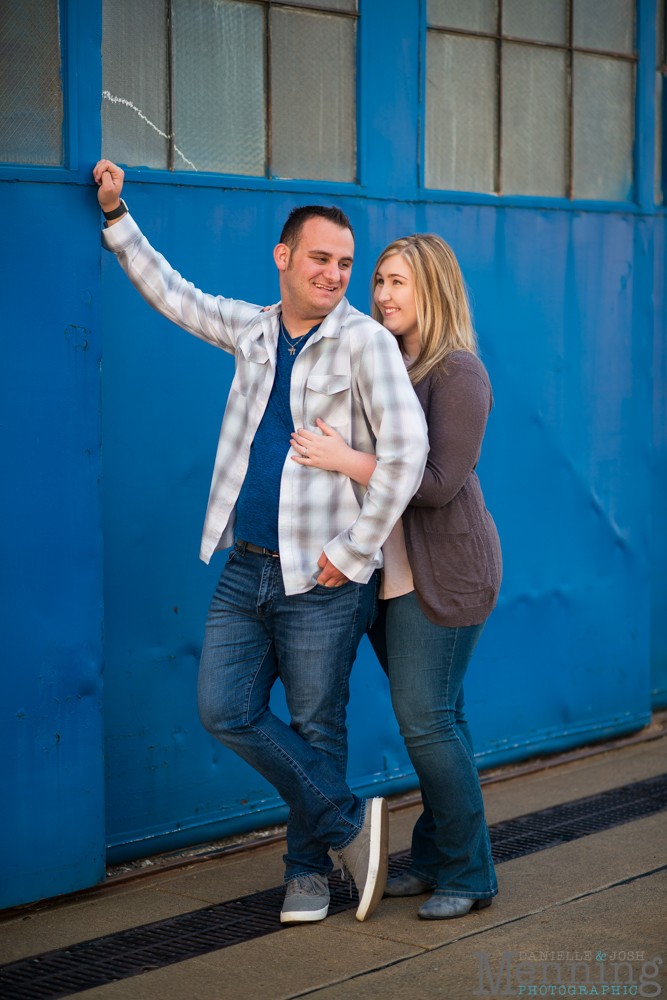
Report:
240,539,279,558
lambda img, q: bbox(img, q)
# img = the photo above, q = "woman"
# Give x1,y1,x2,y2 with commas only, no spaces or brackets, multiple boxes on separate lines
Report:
289,234,501,919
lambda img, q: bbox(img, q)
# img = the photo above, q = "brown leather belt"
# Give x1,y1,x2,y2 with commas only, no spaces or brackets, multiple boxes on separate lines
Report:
237,539,280,558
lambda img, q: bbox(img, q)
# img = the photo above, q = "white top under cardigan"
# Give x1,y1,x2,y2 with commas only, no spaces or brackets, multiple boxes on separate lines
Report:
378,355,418,600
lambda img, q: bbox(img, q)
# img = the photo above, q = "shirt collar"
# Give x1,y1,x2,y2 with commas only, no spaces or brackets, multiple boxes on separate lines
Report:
284,296,351,350
250,295,351,364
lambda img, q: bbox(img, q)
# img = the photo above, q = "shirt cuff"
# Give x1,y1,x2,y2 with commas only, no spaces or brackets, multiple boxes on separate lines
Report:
323,534,377,586
101,211,142,253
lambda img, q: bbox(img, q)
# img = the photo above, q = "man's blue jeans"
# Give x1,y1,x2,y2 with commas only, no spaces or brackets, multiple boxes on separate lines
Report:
197,543,377,882
369,591,497,900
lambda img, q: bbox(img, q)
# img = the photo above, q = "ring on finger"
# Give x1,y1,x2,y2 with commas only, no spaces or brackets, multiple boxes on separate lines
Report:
303,447,308,458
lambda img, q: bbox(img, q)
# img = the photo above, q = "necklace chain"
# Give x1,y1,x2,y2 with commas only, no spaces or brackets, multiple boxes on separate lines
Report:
280,317,310,356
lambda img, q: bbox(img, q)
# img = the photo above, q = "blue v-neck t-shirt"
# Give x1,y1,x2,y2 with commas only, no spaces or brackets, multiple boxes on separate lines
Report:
234,317,320,552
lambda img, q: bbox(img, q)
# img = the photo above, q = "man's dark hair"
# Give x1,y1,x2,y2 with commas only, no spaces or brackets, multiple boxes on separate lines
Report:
279,205,354,251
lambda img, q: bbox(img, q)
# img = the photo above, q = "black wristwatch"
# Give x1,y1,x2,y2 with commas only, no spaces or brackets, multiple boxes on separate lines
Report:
103,198,128,221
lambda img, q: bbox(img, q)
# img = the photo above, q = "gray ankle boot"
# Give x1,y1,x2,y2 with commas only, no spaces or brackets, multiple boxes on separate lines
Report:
418,895,493,919
384,872,434,897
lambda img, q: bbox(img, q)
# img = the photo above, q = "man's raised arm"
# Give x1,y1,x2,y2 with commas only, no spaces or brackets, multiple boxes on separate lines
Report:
93,159,261,355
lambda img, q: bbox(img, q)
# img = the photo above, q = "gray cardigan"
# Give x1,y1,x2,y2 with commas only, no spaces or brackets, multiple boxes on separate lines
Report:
402,351,502,628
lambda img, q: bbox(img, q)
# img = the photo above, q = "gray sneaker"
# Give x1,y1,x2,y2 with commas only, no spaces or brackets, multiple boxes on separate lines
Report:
337,797,389,922
280,874,330,924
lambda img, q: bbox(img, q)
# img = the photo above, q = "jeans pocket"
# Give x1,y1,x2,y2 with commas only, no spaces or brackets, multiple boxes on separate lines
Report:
312,580,352,594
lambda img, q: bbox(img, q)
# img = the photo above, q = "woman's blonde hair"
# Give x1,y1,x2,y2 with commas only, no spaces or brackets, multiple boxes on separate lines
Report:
371,233,478,385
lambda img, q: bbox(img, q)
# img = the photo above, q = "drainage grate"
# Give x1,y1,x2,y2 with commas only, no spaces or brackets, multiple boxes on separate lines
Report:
1,772,665,1000
488,770,667,862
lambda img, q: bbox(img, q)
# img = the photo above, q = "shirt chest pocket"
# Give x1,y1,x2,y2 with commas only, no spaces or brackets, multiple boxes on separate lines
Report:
305,374,351,429
232,345,269,397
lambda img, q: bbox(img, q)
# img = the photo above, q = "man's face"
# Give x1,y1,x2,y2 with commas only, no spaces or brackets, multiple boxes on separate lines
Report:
274,217,355,320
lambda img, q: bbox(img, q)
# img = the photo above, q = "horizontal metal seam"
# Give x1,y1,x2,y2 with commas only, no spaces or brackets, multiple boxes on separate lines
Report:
105,711,653,850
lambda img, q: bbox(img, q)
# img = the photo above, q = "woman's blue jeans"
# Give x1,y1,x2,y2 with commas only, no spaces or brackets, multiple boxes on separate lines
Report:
369,591,497,900
197,544,377,882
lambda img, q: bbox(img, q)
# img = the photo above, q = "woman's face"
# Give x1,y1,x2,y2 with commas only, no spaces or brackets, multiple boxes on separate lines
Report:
373,254,419,349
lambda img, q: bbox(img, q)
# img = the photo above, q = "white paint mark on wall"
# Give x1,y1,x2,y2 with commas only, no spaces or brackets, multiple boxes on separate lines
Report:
102,91,197,171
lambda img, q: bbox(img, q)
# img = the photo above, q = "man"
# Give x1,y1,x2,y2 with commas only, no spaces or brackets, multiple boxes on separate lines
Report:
94,159,428,924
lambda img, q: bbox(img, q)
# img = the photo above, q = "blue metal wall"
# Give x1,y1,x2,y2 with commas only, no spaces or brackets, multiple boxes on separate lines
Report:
0,1,105,907
1,0,665,902
652,216,667,709
101,190,659,863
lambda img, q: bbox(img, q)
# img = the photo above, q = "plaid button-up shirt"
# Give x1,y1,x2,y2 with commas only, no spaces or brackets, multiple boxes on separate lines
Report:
102,214,429,596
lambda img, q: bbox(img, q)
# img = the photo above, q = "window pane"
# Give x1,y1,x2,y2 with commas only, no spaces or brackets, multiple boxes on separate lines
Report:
427,0,496,33
573,0,634,54
503,0,566,44
0,0,62,165
172,0,265,175
102,0,168,170
271,8,356,182
282,0,356,9
573,53,634,200
502,44,567,197
425,32,496,192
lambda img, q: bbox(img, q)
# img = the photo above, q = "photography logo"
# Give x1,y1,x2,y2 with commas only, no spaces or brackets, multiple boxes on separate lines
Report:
472,949,663,996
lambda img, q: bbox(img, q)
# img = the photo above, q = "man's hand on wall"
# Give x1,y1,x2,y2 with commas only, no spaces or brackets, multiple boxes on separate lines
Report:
93,160,125,222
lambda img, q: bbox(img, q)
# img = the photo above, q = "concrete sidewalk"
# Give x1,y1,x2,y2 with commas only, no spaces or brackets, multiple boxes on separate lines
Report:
1,733,666,999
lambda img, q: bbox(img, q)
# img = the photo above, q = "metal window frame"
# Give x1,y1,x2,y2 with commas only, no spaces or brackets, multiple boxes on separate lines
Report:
160,0,359,181
62,0,76,170
423,0,638,200
166,0,175,172
658,0,667,202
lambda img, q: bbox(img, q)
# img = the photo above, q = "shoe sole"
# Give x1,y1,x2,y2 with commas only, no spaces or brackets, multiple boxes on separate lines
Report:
280,902,329,924
356,797,389,922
